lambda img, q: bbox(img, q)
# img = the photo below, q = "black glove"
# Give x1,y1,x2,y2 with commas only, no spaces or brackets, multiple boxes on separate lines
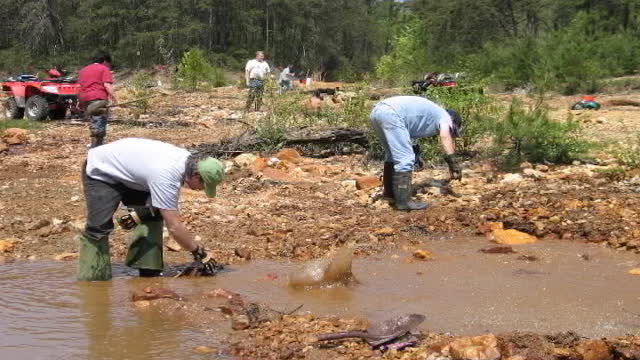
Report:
413,144,425,171
191,245,224,275
443,153,462,181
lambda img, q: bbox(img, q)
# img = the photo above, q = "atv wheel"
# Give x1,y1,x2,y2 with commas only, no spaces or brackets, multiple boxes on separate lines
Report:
50,106,67,120
25,95,49,121
571,103,584,110
4,98,24,119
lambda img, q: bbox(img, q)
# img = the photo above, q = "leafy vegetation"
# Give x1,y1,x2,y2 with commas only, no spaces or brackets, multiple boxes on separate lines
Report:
489,99,592,169
174,49,225,91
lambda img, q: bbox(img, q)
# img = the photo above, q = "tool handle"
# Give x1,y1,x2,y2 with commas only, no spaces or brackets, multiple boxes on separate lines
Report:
316,331,367,341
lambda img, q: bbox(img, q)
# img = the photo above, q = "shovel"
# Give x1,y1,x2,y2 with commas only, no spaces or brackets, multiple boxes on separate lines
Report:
317,313,425,348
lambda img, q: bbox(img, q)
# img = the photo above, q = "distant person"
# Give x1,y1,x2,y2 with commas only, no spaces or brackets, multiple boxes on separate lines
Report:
369,96,463,211
78,51,117,147
244,51,271,112
77,138,225,281
279,64,295,92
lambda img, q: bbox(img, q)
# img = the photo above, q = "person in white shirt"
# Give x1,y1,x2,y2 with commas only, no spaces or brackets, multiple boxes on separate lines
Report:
77,138,225,281
244,51,271,111
278,64,295,92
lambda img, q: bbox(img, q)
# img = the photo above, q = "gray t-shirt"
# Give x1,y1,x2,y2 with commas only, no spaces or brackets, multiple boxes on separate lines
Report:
86,138,190,210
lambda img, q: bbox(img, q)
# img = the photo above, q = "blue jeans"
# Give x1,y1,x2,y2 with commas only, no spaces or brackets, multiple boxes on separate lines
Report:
369,103,415,172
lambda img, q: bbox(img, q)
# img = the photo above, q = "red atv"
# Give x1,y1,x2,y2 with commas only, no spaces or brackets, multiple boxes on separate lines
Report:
1,73,81,121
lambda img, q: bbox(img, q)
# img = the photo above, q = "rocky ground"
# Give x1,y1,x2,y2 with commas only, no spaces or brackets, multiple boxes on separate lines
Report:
1,84,640,359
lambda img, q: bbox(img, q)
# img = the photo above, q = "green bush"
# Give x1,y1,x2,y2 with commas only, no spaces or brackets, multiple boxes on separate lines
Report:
612,135,640,169
467,12,640,95
174,48,226,91
489,99,592,169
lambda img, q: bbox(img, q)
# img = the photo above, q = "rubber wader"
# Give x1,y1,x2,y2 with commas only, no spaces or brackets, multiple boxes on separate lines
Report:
125,219,164,273
383,162,394,199
392,171,428,211
77,234,112,281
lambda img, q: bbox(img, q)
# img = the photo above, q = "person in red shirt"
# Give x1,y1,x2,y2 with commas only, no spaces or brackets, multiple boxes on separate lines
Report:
78,51,118,147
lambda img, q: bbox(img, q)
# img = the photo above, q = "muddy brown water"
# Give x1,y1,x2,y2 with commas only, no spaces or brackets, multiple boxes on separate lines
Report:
2,237,640,359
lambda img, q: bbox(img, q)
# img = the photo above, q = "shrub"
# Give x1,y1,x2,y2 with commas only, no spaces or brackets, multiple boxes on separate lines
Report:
612,135,640,169
174,48,226,91
489,99,592,169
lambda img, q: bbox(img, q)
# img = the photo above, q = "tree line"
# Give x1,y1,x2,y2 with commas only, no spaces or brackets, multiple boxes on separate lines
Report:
0,0,638,90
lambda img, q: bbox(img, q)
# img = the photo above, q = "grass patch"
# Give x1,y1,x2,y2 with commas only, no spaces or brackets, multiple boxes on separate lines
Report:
0,119,42,134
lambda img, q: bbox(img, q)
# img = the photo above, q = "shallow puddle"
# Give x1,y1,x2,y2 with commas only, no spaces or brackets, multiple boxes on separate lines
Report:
2,237,640,359
217,236,640,338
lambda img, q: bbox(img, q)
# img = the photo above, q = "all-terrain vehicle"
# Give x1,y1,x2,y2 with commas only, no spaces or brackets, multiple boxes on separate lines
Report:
411,73,458,94
1,73,81,121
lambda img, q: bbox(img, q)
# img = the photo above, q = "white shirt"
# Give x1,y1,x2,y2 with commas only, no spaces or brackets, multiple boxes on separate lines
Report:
279,67,293,82
245,59,270,80
86,138,190,210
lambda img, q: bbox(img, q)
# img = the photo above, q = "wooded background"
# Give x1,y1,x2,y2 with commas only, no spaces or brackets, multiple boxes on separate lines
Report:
0,0,638,90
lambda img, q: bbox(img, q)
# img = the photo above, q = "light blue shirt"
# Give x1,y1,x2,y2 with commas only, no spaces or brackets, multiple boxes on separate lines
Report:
378,96,451,138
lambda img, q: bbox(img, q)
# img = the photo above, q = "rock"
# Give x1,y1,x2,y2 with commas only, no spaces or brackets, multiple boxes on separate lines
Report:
490,229,537,245
596,117,607,124
267,157,280,167
523,168,544,179
479,245,516,254
413,249,434,260
536,164,550,172
477,222,504,235
253,157,269,172
276,148,302,164
54,252,78,261
232,314,251,330
235,247,252,260
628,268,640,275
501,173,524,184
133,300,151,308
27,219,51,231
0,143,7,153
340,180,357,190
206,288,242,301
3,128,28,145
165,238,182,251
234,153,258,168
447,334,500,360
519,162,533,169
0,239,17,253
355,176,381,190
194,346,217,354
374,227,396,236
131,287,182,302
517,255,539,261
576,340,612,360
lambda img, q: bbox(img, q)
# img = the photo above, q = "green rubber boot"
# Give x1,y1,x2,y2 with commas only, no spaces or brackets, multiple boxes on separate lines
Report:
125,220,164,274
77,234,112,281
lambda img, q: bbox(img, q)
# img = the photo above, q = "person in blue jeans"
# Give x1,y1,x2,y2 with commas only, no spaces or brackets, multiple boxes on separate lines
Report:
369,96,463,211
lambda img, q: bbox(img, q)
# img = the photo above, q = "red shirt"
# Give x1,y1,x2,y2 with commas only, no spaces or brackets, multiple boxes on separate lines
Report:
78,63,113,103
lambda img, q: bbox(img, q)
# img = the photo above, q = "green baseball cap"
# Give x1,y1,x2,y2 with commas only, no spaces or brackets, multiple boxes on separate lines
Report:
197,157,225,197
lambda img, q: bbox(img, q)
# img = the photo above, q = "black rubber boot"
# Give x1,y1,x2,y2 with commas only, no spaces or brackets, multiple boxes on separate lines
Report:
392,171,428,211
383,162,394,199
90,136,104,148
139,269,163,277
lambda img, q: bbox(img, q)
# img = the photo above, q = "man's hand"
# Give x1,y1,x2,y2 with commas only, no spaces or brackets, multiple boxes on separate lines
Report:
443,153,462,181
191,245,223,275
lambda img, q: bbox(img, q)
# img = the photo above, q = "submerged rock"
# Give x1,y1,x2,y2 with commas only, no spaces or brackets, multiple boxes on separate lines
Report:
288,247,355,288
